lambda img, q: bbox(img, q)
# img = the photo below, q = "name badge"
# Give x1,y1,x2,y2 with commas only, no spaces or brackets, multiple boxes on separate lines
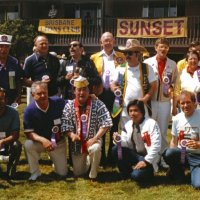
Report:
66,65,73,73
54,118,61,125
9,71,15,76
0,132,6,138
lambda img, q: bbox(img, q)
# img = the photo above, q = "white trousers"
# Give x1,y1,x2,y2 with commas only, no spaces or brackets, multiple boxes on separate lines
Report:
72,142,102,179
151,100,171,153
24,139,68,176
26,87,33,105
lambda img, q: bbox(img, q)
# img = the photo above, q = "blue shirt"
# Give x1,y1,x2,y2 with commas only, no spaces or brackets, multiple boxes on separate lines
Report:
0,55,23,104
24,96,66,140
0,105,20,136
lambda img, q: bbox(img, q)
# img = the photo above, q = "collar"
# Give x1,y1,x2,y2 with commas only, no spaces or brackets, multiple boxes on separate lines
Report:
35,101,49,113
186,65,198,77
156,55,167,63
101,49,115,57
35,52,48,61
128,63,140,70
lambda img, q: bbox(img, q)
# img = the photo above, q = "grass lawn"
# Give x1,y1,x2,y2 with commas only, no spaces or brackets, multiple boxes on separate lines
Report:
0,99,199,200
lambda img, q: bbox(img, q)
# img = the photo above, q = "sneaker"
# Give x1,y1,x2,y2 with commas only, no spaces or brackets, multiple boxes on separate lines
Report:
0,155,9,163
28,171,41,181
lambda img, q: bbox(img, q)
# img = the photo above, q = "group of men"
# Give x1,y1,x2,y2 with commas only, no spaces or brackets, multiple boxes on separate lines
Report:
0,32,200,189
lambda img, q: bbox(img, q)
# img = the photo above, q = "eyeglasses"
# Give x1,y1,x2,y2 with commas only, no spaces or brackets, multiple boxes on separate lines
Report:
70,43,80,48
124,51,139,56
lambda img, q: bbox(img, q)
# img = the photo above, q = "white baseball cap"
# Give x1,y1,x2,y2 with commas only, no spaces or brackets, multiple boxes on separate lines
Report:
0,34,12,45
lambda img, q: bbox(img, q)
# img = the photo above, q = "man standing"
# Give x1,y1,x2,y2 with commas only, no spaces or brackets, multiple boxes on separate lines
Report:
144,37,177,168
164,90,200,189
111,39,157,129
61,76,112,181
91,32,126,166
58,41,99,100
0,34,23,105
24,81,67,181
0,87,22,179
23,35,60,104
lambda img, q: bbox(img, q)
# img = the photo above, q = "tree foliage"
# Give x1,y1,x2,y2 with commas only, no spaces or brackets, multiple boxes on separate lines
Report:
0,19,38,60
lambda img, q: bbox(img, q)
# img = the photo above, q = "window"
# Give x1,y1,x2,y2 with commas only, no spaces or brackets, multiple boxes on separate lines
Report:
142,1,177,18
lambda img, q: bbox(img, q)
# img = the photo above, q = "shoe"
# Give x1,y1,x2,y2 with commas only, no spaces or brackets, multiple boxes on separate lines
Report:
90,178,97,182
28,171,41,181
160,157,169,169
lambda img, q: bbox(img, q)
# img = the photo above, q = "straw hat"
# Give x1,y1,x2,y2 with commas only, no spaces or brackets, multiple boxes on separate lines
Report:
118,39,147,52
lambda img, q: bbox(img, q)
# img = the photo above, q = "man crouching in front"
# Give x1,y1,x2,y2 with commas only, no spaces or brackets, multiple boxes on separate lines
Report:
61,76,112,182
112,100,161,183
24,81,68,181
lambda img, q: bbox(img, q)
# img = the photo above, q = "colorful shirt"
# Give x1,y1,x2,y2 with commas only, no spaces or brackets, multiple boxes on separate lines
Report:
61,99,113,154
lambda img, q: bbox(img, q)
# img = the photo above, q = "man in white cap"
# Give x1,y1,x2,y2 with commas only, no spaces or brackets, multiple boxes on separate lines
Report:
61,76,113,181
0,34,23,105
110,39,157,129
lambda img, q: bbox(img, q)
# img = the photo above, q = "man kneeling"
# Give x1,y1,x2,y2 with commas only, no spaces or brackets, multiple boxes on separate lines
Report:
61,76,112,181
24,81,67,181
112,100,161,182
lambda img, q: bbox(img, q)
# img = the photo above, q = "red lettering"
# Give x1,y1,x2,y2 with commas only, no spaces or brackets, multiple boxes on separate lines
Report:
174,20,184,34
141,21,150,35
119,21,128,35
152,21,162,35
130,21,139,35
164,20,173,35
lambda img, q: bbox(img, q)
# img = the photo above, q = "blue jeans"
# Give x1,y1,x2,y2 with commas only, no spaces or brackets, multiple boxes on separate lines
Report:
164,147,200,189
112,146,154,182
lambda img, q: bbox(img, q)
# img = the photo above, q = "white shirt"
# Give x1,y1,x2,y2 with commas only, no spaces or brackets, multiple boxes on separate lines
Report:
120,118,161,172
112,63,156,117
102,50,116,88
172,109,200,154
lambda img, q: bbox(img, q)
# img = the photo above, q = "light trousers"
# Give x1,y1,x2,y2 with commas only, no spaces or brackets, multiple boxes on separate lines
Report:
151,100,171,154
72,142,102,179
24,139,68,176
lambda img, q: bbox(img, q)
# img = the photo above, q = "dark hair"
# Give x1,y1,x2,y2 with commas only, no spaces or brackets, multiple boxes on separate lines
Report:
70,41,83,48
155,37,169,47
127,99,145,116
88,75,102,93
186,50,200,61
180,90,196,103
189,41,200,48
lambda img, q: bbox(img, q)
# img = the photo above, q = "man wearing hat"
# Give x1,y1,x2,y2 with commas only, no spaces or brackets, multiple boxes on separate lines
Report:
0,34,23,105
24,81,68,181
61,76,113,181
143,37,177,168
110,39,157,129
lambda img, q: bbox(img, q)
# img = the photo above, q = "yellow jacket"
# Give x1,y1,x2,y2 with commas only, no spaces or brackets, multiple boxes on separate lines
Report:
177,58,187,74
90,50,126,75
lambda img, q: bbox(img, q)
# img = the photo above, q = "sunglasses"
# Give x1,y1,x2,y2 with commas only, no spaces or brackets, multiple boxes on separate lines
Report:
124,51,139,56
70,43,80,48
